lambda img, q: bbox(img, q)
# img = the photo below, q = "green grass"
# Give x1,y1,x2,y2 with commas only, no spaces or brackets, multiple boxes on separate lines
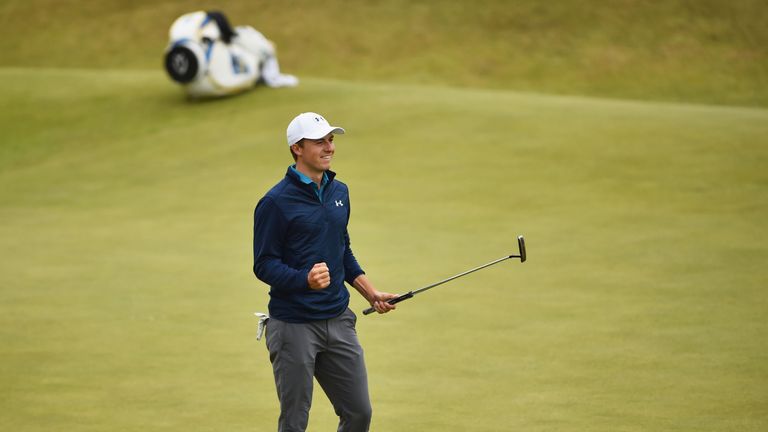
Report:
1,67,767,431
2,1,768,430
1,0,767,106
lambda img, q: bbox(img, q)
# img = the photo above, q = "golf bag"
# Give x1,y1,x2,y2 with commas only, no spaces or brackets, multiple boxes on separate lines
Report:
164,11,298,97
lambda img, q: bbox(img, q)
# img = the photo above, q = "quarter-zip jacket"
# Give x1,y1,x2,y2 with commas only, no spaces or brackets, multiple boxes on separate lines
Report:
253,167,364,322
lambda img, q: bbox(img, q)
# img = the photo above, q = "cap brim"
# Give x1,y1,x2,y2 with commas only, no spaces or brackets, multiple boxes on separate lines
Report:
304,126,345,140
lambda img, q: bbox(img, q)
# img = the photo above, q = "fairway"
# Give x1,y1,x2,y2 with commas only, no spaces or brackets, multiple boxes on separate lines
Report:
1,66,767,431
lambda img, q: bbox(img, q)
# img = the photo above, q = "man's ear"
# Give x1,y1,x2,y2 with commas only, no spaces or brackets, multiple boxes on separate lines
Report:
291,143,302,157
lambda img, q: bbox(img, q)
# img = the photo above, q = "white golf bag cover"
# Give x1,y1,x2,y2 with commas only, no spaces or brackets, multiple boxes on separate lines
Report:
164,11,298,97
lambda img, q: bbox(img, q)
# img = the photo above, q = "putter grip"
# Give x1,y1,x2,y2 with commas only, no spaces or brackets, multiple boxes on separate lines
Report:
362,291,414,315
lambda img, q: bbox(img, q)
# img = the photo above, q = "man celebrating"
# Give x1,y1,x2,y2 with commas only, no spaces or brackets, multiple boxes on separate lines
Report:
253,112,397,431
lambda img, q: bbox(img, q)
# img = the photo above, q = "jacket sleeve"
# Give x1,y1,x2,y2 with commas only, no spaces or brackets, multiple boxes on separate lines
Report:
342,197,365,285
253,197,309,293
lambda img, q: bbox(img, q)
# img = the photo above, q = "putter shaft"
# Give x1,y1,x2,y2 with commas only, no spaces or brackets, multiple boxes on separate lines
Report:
363,251,524,315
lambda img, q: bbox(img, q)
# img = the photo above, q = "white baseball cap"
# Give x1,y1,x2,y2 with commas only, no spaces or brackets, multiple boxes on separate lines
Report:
286,112,345,146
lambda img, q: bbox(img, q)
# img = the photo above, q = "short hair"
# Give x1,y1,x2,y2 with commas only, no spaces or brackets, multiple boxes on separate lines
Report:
289,139,304,161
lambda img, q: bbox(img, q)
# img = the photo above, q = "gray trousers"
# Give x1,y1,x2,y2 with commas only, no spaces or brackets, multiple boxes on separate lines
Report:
266,308,372,432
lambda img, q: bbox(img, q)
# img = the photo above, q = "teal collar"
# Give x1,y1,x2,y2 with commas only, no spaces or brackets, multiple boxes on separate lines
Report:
290,165,329,202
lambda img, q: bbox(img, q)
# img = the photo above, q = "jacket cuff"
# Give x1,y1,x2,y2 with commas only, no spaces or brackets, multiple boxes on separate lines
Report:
290,269,311,293
345,269,365,286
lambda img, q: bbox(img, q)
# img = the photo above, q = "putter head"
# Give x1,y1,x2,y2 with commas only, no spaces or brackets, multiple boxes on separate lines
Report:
517,235,526,262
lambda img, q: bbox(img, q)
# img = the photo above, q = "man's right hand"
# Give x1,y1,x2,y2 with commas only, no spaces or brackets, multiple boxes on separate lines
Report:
308,262,331,290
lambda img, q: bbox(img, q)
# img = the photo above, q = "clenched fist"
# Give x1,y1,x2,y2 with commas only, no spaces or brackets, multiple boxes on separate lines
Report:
308,262,331,290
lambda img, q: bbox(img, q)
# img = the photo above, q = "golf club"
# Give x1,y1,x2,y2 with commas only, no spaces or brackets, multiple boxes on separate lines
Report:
363,235,527,315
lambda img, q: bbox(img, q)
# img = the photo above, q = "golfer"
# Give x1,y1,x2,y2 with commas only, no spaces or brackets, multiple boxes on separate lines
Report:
253,112,397,431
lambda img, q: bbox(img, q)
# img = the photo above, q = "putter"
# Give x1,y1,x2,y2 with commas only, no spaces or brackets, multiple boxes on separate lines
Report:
363,235,527,315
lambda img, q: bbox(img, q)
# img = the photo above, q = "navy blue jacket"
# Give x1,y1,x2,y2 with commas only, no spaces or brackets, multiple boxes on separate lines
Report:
253,168,365,322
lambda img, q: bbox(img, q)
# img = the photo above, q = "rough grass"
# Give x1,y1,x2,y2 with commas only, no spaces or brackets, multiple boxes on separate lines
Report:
1,0,767,106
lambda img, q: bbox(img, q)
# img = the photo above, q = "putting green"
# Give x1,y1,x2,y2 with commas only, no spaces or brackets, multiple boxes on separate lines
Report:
1,67,766,431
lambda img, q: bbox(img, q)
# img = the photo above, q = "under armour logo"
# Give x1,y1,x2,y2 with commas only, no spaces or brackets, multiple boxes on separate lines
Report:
335,200,344,207
314,116,325,123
